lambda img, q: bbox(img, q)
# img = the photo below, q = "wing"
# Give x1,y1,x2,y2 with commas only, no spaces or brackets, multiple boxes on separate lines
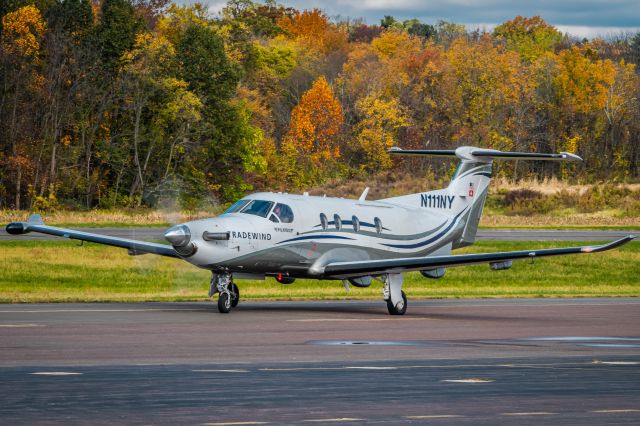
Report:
321,237,635,278
5,214,178,258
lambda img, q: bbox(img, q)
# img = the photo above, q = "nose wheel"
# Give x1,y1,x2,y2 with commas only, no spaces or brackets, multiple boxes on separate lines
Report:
211,273,240,313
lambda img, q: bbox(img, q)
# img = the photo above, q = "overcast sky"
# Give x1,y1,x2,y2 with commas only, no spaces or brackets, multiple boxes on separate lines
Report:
200,0,640,38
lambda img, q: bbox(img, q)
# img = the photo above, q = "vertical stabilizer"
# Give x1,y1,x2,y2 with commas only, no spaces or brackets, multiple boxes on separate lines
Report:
384,146,581,248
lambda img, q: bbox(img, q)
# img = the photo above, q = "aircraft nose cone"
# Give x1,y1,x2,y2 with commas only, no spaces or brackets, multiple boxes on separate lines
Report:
164,224,191,247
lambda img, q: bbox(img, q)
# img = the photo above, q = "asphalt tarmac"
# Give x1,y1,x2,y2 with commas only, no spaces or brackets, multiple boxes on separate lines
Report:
1,299,639,425
1,226,637,241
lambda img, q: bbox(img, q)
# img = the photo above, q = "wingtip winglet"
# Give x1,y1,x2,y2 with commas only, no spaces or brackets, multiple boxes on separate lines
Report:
584,235,636,253
27,214,44,225
559,152,583,161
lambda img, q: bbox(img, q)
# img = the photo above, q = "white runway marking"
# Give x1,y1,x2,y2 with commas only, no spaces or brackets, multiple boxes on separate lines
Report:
593,361,639,365
345,366,397,370
592,409,640,413
0,324,45,327
303,419,364,423
30,372,82,376
502,412,556,416
259,361,599,373
441,378,494,383
192,369,248,373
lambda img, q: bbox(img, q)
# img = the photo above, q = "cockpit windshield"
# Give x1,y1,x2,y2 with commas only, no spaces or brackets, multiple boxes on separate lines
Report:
239,200,274,218
224,199,250,214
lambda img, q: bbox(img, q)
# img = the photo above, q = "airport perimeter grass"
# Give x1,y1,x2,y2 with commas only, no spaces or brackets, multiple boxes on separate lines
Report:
1,240,638,302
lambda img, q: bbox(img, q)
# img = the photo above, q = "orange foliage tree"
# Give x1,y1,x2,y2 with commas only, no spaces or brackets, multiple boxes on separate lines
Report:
276,9,346,53
282,76,343,186
1,5,46,58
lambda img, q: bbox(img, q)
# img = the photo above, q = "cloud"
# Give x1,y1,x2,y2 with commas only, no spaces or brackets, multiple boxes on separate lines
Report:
282,0,640,36
180,0,640,38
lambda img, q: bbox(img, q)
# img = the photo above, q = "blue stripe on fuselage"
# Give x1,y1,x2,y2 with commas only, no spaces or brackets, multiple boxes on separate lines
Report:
379,209,467,249
277,235,355,244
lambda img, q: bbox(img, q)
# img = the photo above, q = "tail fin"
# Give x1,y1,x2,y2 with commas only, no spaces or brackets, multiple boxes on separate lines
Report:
387,146,581,248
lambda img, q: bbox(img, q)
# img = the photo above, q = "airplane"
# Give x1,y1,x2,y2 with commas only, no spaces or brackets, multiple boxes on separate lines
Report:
6,146,635,314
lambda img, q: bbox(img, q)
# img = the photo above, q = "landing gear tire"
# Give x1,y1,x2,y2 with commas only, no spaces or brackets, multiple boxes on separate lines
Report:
218,292,232,314
230,283,240,308
386,291,407,315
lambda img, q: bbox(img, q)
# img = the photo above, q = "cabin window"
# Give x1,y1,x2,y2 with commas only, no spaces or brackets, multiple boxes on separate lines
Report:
320,213,328,230
352,215,360,232
273,203,294,223
334,214,342,231
224,199,250,214
240,200,274,218
374,217,382,233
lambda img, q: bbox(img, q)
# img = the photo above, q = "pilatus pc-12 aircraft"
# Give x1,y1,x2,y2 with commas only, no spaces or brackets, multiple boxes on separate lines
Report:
6,146,635,314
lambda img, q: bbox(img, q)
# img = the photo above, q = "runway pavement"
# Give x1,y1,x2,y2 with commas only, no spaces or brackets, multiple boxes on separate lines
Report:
1,299,639,424
1,226,637,241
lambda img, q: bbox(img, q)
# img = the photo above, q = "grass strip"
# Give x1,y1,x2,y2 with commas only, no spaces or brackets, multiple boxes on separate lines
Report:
0,240,638,303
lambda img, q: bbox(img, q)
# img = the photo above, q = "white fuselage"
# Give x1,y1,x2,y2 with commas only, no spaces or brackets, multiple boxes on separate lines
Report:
177,189,481,278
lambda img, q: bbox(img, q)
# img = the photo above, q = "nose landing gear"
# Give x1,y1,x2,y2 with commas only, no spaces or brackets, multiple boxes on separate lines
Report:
210,272,240,313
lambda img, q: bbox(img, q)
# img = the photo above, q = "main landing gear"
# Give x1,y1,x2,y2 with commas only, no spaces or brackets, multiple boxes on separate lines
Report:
209,272,239,313
382,273,407,315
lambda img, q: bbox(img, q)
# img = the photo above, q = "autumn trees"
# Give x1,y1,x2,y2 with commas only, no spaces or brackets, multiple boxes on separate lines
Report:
1,2,639,211
282,76,343,185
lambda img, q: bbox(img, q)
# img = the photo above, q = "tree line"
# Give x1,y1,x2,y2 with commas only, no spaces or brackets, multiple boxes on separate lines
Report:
1,0,639,210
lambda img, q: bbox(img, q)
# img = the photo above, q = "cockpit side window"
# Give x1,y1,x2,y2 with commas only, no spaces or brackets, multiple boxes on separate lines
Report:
240,200,274,218
224,199,250,214
273,203,294,223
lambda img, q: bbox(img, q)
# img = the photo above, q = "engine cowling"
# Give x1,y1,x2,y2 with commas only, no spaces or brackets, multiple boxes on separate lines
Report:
421,267,446,279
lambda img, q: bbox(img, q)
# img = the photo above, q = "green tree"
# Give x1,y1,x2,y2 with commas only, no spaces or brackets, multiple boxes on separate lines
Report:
177,24,240,102
494,16,564,62
176,24,264,202
46,0,92,36
93,0,145,72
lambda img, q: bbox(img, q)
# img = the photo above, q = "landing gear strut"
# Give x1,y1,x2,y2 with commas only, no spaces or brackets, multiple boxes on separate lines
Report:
382,273,407,315
209,272,240,313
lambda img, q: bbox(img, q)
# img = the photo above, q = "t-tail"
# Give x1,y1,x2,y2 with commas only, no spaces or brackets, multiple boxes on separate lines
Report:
384,146,582,248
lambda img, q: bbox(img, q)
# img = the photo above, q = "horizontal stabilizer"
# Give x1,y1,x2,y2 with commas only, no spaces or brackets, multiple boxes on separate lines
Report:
389,146,582,162
470,150,582,161
388,147,457,157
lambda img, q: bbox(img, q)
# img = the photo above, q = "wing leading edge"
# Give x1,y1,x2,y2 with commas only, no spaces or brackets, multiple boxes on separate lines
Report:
6,214,178,258
321,236,636,278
